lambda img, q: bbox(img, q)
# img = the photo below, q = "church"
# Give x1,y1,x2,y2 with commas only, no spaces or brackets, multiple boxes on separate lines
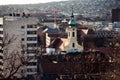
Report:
46,8,84,53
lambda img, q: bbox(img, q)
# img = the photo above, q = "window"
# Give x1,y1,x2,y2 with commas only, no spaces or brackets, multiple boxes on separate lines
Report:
0,50,3,53
0,62,3,65
0,25,2,28
0,56,3,59
0,37,3,40
0,31,3,34
27,50,36,53
72,43,75,48
27,62,36,66
27,37,37,41
27,44,37,47
21,26,24,29
21,38,24,41
27,24,37,28
69,32,70,37
27,31,37,34
72,32,75,37
27,68,37,72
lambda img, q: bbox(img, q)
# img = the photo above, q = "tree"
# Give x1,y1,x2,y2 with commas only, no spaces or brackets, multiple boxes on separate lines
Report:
110,33,120,80
0,33,27,80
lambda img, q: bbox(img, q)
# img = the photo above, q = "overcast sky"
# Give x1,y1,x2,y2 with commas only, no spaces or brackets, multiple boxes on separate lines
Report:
0,0,67,5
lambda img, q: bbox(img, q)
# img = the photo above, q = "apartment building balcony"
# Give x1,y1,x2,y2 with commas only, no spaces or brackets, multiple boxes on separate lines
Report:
27,41,37,44
0,34,3,37
27,34,37,37
0,52,3,55
0,28,3,31
26,72,37,75
27,65,37,68
28,59,37,62
0,59,3,63
0,40,2,43
27,53,36,56
0,65,3,70
27,47,37,50
27,28,37,31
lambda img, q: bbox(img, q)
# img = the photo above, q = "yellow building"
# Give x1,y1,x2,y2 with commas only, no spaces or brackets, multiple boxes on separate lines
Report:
64,9,83,52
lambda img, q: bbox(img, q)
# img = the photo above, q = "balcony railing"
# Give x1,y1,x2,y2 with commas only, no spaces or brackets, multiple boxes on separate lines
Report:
27,41,37,44
27,65,37,68
0,28,3,31
27,34,37,37
27,28,37,31
0,35,3,37
27,53,36,56
26,72,37,75
28,59,37,62
27,47,37,50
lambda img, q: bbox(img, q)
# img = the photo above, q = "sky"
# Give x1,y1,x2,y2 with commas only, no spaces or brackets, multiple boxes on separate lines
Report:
0,0,67,5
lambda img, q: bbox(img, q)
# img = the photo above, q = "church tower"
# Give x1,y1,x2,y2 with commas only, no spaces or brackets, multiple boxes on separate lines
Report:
65,6,83,52
66,7,78,50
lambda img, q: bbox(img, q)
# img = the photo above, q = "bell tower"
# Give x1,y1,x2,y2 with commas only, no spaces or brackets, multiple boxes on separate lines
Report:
67,6,78,49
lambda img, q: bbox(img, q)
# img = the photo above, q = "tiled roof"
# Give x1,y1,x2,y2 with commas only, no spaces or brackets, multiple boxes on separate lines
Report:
48,38,63,50
48,38,69,51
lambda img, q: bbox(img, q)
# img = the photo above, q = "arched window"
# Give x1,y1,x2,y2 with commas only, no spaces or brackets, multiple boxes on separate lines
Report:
72,32,75,37
72,43,75,48
69,32,70,37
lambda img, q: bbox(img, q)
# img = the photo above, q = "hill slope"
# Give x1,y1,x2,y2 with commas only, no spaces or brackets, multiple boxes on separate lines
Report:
0,0,120,18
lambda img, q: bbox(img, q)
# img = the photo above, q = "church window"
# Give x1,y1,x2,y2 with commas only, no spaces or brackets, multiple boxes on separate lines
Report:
72,32,75,37
72,43,75,48
69,32,70,37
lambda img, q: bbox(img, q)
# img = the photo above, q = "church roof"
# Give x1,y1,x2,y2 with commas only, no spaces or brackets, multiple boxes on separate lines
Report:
44,27,60,33
68,18,77,28
48,37,69,51
68,7,77,28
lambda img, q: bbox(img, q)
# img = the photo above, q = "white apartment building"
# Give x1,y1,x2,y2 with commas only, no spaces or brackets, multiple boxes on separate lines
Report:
3,15,39,78
0,18,3,71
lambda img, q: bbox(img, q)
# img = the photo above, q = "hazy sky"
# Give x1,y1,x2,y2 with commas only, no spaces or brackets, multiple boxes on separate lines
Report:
0,0,67,5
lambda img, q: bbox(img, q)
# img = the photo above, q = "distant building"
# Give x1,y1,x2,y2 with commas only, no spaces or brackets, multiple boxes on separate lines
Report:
3,15,39,78
113,22,120,32
0,18,3,71
45,9,83,54
112,8,120,22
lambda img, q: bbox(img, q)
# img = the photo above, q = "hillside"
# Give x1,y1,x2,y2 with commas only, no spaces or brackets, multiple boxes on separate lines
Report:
0,0,120,19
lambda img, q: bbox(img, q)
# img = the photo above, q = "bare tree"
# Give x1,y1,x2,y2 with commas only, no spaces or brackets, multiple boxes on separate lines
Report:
0,33,27,80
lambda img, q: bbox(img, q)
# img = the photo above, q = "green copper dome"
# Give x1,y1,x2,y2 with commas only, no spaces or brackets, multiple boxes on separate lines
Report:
68,19,76,26
68,7,77,28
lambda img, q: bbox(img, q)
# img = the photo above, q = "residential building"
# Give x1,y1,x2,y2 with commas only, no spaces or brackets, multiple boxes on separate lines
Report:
3,15,39,78
0,18,3,71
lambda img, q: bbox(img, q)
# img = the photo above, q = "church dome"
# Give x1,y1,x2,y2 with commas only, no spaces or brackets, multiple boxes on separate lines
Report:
68,18,76,26
68,8,77,28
